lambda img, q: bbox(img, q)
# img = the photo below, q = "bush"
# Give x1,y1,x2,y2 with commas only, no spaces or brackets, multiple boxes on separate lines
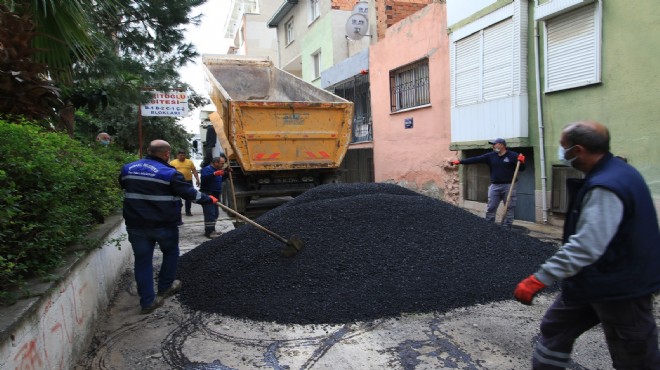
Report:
0,120,136,304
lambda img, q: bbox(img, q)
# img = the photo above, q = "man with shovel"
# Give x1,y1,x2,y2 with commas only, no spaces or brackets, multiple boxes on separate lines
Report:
200,156,229,238
449,138,525,228
120,140,219,314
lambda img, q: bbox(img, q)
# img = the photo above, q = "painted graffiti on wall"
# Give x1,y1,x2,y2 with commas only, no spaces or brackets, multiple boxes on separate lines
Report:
11,281,89,370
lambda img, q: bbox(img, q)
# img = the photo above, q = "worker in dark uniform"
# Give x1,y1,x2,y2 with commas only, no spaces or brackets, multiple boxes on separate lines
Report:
514,121,660,368
449,138,525,228
200,156,229,238
119,140,218,314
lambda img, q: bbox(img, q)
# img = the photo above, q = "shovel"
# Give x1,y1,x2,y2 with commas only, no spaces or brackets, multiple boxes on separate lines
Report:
501,159,521,225
215,201,304,257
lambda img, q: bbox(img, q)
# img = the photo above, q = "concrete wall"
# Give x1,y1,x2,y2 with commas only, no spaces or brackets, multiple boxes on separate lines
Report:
0,215,131,370
375,0,433,40
302,15,335,85
243,0,280,64
320,48,369,89
274,1,307,76
529,0,660,218
369,3,453,200
301,9,354,85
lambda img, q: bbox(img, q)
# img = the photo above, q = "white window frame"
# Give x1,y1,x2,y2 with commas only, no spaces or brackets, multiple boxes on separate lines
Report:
285,17,295,45
312,50,322,79
309,0,320,23
539,0,602,92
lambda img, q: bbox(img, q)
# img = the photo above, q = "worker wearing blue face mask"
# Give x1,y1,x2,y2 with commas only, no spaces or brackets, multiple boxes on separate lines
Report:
449,138,526,228
514,120,660,369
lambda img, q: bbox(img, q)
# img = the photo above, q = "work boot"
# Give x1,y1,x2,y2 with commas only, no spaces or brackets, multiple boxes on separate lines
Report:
185,212,193,216
204,231,213,239
139,296,164,315
158,280,182,299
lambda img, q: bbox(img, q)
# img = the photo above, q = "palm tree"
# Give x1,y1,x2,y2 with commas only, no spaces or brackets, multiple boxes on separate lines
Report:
1,0,123,83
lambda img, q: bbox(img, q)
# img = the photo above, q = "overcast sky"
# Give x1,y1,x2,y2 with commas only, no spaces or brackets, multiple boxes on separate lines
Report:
180,2,233,96
179,2,233,133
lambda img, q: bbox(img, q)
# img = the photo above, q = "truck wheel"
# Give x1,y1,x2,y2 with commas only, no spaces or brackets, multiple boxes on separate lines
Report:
320,174,338,185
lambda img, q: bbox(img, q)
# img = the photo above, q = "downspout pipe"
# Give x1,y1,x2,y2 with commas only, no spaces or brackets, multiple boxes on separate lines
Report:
533,4,549,224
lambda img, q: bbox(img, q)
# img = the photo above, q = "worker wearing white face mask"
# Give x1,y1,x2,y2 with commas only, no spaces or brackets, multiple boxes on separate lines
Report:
449,138,526,228
557,145,578,167
514,120,660,369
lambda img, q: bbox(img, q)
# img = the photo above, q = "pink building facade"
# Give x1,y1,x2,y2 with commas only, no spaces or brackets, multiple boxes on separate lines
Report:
369,2,456,201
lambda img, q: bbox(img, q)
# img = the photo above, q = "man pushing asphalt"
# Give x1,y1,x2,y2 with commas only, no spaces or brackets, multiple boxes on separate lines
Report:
119,140,218,314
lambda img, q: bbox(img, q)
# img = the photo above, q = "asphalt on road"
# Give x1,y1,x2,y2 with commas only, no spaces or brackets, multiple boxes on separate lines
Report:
76,184,659,369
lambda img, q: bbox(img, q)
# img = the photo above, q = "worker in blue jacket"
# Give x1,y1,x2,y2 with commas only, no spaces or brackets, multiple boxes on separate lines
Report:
514,121,660,368
200,155,229,238
449,138,525,228
120,140,218,314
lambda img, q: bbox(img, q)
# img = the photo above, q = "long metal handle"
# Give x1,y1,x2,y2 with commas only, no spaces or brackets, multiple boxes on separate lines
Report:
215,201,289,244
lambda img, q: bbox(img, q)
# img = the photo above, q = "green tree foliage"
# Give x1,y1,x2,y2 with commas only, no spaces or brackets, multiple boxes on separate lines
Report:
0,5,63,122
1,0,210,149
0,120,136,304
0,0,123,83
68,0,210,152
0,0,212,303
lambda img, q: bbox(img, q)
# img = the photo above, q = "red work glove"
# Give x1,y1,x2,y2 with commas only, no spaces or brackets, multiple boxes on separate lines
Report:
449,159,460,166
209,195,218,204
213,170,224,176
518,153,525,164
514,275,546,305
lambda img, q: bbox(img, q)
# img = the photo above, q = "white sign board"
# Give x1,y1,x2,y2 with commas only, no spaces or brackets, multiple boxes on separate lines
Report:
141,91,189,117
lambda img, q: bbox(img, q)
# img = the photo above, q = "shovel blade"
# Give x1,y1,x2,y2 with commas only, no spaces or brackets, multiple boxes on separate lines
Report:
280,235,304,257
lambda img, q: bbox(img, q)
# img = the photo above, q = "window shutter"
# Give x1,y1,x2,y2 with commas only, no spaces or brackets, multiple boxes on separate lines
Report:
482,18,513,100
545,3,599,92
454,32,481,106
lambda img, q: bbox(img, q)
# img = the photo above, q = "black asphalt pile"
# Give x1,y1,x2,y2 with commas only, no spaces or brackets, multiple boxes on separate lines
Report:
177,183,558,325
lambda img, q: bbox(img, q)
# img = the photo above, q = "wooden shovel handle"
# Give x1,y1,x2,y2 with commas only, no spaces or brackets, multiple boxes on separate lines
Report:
215,201,289,244
502,159,521,224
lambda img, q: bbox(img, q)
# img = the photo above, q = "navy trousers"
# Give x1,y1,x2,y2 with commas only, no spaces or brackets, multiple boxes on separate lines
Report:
533,293,660,369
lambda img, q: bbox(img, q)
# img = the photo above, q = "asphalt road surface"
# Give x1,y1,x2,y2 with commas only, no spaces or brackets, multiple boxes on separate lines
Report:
75,202,659,370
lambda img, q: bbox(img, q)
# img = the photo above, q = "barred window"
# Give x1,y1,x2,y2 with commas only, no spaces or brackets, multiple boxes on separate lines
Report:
390,59,430,112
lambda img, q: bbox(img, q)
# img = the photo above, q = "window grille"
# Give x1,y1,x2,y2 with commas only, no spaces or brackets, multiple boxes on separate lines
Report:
389,59,430,112
329,74,372,143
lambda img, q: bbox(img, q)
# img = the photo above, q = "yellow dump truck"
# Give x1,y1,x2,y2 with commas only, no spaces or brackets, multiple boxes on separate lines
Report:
202,55,354,212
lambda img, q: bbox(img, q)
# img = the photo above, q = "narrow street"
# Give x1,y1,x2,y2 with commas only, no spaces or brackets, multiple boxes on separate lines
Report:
73,203,653,370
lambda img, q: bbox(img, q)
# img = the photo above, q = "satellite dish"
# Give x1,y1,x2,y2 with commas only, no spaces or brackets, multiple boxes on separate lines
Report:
345,13,369,40
352,1,369,15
